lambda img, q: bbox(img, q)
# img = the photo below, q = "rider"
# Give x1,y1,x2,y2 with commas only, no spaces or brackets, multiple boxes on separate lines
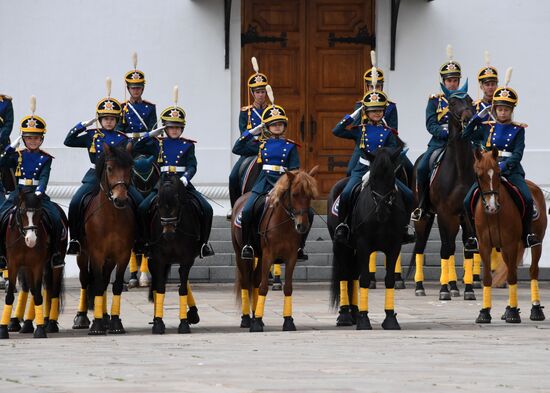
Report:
332,76,414,243
412,46,463,221
0,99,65,268
463,69,541,250
227,59,269,219
471,53,499,147
64,92,151,255
135,103,215,258
233,102,300,260
0,94,14,200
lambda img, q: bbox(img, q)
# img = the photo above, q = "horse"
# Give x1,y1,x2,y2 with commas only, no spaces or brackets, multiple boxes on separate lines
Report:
330,148,409,330
409,90,477,301
71,143,135,335
473,148,547,323
232,167,318,332
146,174,202,334
0,189,66,338
127,154,160,289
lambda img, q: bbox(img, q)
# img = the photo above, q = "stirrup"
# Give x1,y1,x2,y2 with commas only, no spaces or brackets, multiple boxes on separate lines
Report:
334,222,350,242
411,208,423,222
226,209,233,221
526,234,541,248
67,239,81,255
241,245,254,260
464,237,479,253
200,243,215,258
50,253,66,269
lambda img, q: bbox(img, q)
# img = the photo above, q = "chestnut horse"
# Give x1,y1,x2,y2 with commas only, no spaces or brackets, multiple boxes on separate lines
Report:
232,167,318,332
473,148,547,324
72,143,135,335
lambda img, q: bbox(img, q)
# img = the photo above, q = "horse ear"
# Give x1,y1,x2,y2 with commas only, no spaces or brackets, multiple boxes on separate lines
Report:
285,169,296,182
103,142,110,154
126,141,133,155
491,146,499,159
474,148,483,161
308,165,320,178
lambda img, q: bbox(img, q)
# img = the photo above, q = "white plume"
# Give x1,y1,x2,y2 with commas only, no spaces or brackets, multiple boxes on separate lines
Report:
30,95,36,114
105,77,112,97
370,50,377,68
132,51,138,69
446,44,454,62
504,67,513,87
371,66,378,89
251,57,259,73
173,85,179,106
266,84,275,105
484,50,491,66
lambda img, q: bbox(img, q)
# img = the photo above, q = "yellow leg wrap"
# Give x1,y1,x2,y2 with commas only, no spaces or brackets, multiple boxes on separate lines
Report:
241,289,250,315
140,256,149,273
490,248,502,271
352,280,359,306
111,295,121,316
1,304,13,325
255,295,266,318
187,282,196,307
3,269,8,279
14,291,28,320
26,296,35,321
440,259,449,285
531,280,541,305
129,251,138,273
50,298,59,321
273,264,281,277
253,257,258,270
463,258,474,285
483,286,492,309
415,254,425,282
384,288,395,310
369,252,377,274
78,289,87,312
35,304,44,325
448,255,457,282
394,255,402,274
43,289,50,319
509,284,518,308
473,253,482,275
359,287,369,312
339,281,350,306
283,296,292,317
93,296,104,319
252,288,259,311
179,295,188,320
154,293,165,319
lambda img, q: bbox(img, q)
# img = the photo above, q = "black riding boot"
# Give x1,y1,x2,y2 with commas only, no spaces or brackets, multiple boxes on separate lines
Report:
464,211,479,253
411,184,429,222
200,214,215,258
67,211,81,255
241,222,254,260
523,205,541,248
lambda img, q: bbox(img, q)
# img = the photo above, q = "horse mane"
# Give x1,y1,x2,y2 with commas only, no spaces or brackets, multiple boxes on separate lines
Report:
369,148,395,182
270,170,319,207
95,144,134,181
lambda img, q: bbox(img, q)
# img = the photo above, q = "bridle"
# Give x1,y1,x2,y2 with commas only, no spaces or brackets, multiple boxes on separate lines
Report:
15,197,42,237
100,158,131,203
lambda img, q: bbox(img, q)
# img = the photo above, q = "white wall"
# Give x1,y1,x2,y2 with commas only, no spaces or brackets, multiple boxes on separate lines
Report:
376,0,550,186
0,0,233,189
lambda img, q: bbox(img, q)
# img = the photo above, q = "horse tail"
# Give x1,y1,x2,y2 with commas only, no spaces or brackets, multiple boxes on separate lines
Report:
405,252,415,281
86,270,94,311
330,242,351,310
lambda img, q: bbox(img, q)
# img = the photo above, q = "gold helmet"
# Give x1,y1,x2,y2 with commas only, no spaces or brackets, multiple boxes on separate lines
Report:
478,50,498,84
440,44,462,80
493,68,518,108
125,52,146,86
20,96,46,136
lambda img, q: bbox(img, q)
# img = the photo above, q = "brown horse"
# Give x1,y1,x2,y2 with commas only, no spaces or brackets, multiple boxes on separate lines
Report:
473,148,547,323
0,189,66,338
232,167,318,332
72,143,135,335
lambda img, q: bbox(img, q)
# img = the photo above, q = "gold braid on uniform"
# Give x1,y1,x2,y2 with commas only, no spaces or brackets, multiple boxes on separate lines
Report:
158,139,164,163
359,110,367,149
257,141,265,164
89,130,104,154
15,150,22,177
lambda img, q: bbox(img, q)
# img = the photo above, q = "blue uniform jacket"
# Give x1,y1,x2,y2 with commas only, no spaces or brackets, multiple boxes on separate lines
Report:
117,100,157,137
238,105,266,134
0,147,52,194
0,97,14,148
425,94,450,148
233,130,300,194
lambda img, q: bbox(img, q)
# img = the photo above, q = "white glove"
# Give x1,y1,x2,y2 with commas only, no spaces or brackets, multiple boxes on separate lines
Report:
180,176,188,187
35,191,42,197
350,107,362,121
10,136,22,149
81,117,96,128
147,125,166,138
249,123,265,136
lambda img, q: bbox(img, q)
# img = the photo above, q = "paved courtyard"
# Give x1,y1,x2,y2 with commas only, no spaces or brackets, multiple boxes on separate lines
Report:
1,279,549,392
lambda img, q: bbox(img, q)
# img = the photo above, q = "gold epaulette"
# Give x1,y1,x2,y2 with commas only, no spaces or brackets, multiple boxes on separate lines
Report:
182,137,197,144
512,121,528,128
482,120,495,125
430,93,443,99
285,138,301,148
0,95,12,101
38,149,54,158
241,105,252,111
142,99,155,106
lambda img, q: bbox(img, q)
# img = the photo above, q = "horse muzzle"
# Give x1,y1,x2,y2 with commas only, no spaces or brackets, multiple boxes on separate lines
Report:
24,228,38,248
295,222,310,235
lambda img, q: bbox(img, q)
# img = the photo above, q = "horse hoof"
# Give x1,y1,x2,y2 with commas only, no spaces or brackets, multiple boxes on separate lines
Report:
7,317,21,332
46,320,59,333
128,279,138,289
282,316,296,331
178,319,191,334
473,280,482,289
103,313,110,325
122,283,129,292
381,312,401,330
476,308,492,324
250,318,264,332
501,306,510,320
394,281,406,290
152,317,165,334
72,312,91,329
369,281,377,290
356,312,372,330
187,306,200,325
336,306,353,327
108,315,126,334
449,281,460,297
439,291,451,301
139,273,151,287
272,282,282,291
0,325,8,339
464,291,476,301
530,305,546,321
415,282,426,296
505,307,521,324
33,325,47,338
88,319,106,335
20,319,34,333
350,305,359,325
240,314,252,328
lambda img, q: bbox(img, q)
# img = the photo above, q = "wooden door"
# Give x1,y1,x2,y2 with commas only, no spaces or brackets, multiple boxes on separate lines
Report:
242,0,375,196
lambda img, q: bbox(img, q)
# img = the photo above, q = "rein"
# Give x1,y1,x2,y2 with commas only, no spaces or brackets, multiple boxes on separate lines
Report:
100,158,130,203
475,172,503,247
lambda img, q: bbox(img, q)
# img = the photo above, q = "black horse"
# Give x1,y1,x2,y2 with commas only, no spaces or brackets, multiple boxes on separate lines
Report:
330,148,409,330
147,175,202,334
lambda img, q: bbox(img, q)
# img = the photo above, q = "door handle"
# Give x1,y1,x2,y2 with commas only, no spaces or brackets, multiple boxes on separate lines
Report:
300,115,305,141
310,115,317,142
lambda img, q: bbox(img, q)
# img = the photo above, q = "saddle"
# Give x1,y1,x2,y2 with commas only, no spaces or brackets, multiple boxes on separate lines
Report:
428,148,446,185
239,156,260,194
330,180,362,217
470,177,527,218
235,193,269,251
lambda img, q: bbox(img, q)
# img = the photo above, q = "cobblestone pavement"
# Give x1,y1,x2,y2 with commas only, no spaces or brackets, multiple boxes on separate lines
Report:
1,280,549,392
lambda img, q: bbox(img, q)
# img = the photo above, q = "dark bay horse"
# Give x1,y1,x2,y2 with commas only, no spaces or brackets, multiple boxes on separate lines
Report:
148,175,202,334
473,148,547,323
72,143,135,335
0,189,66,338
410,90,477,300
330,148,408,330
232,167,318,332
